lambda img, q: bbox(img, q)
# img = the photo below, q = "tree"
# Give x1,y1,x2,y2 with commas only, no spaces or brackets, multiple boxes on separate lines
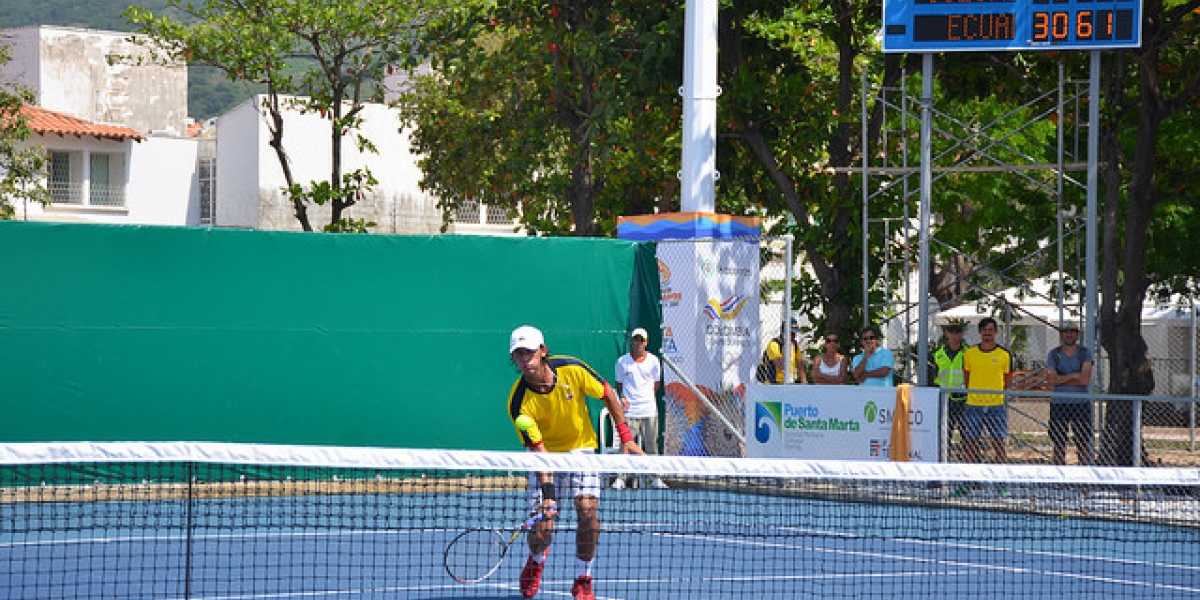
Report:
1094,0,1200,465
0,42,49,220
400,0,684,236
710,0,905,339
127,0,453,232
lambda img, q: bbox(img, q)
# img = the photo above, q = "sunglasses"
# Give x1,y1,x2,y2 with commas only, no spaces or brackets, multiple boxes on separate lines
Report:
825,338,839,343
862,336,877,341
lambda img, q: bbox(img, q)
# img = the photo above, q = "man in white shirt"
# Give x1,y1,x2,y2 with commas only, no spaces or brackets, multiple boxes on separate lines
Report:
612,327,666,489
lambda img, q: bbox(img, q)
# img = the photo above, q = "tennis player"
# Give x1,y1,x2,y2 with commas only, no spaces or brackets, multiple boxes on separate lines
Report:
507,325,643,600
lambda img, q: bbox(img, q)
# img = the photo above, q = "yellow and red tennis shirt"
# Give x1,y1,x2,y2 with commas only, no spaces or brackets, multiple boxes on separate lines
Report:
508,356,611,452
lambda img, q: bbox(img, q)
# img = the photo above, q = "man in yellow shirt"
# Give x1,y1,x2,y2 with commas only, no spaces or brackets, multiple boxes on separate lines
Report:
962,317,1013,465
759,318,807,384
506,325,643,600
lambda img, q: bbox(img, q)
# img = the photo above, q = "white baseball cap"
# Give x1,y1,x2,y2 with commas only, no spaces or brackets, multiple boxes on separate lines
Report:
631,327,649,340
509,325,545,353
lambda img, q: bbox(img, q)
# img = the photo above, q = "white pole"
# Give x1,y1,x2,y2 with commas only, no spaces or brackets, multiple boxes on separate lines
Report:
916,54,933,385
783,234,794,383
680,0,718,213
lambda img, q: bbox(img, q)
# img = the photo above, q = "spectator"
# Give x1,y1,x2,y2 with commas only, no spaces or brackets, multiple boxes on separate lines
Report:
1043,320,1095,465
810,331,849,385
933,321,969,458
757,318,807,384
851,325,894,386
961,317,1013,466
612,327,667,489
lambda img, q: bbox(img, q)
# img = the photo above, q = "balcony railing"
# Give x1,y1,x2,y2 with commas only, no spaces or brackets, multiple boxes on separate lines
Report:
49,182,127,207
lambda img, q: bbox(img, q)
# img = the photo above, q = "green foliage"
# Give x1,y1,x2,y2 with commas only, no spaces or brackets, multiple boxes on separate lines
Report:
399,0,685,236
0,0,168,32
0,43,49,220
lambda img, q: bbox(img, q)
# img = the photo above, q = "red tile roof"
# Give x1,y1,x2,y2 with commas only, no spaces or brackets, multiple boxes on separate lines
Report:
20,105,145,142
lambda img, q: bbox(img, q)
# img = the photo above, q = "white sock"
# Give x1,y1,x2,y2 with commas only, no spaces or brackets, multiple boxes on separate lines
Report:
575,558,593,578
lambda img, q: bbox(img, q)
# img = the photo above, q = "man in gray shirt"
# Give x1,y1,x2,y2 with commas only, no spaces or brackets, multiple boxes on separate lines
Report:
1043,320,1094,465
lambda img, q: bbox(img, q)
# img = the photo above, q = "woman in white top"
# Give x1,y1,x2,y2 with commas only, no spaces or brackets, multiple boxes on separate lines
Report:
810,332,849,385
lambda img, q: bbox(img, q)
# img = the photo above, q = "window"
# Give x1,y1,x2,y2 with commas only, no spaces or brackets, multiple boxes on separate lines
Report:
89,154,115,206
49,151,75,204
198,140,217,225
47,150,126,207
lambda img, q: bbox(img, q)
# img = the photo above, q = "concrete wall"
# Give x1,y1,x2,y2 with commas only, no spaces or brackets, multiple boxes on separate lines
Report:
0,26,188,135
214,96,444,233
213,100,263,228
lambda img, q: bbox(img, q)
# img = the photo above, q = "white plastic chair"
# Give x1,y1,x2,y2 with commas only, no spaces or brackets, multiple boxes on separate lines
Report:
597,407,623,454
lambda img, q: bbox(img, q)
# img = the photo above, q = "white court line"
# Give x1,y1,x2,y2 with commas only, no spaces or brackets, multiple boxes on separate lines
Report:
0,529,423,548
609,521,1200,573
775,524,1200,572
6,525,1198,597
655,531,1200,595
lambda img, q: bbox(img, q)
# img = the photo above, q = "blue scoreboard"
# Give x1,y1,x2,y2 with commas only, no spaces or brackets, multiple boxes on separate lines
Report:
883,0,1142,53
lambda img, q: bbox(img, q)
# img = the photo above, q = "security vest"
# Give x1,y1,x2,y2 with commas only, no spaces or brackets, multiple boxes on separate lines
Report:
933,345,966,397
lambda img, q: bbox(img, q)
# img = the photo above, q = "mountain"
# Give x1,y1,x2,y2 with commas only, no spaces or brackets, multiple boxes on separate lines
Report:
0,0,257,119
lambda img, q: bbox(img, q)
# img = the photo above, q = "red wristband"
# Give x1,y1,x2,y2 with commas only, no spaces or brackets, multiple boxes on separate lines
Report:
616,422,634,444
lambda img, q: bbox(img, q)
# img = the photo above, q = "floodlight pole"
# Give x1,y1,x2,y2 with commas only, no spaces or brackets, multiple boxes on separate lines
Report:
680,0,719,213
1085,51,1100,386
916,54,934,386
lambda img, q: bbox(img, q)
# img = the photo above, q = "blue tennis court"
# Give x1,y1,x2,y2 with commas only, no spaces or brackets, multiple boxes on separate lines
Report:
4,485,1198,599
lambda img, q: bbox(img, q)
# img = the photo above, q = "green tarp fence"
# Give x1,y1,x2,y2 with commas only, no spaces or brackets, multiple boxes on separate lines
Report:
0,222,660,450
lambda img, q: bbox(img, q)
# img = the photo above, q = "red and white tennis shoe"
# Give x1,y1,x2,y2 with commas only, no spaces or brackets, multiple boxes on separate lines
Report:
571,575,594,600
519,555,544,597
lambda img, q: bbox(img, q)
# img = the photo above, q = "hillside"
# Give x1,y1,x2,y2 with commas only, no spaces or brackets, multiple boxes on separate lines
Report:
0,0,257,119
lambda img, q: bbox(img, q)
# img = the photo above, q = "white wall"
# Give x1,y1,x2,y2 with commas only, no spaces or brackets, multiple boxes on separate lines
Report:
17,135,198,226
126,136,200,225
214,96,442,233
214,100,264,229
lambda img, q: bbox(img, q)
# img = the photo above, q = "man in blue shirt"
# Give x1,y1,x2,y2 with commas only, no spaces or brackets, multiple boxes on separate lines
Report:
1043,320,1094,465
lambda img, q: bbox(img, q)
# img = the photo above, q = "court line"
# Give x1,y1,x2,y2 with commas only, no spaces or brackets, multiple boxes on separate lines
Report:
6,526,1198,597
775,524,1200,572
656,531,1200,595
608,520,1200,573
0,529,423,548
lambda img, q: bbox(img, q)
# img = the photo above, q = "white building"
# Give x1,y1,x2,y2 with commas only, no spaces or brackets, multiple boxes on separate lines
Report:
3,26,200,225
2,25,188,135
214,96,448,234
3,25,518,235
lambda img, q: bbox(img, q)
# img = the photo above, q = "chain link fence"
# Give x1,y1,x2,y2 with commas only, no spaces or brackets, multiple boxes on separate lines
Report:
656,237,1200,466
936,303,1200,466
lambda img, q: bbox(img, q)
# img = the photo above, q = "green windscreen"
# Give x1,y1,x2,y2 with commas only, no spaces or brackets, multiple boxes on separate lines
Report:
0,222,659,450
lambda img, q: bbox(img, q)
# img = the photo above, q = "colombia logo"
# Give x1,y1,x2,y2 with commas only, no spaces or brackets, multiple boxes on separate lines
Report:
657,258,672,287
754,402,782,444
703,295,750,320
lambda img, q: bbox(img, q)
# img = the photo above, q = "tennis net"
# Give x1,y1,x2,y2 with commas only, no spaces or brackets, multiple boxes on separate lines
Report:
2,441,1198,599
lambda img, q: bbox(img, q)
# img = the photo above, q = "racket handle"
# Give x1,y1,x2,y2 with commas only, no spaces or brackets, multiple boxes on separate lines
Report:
523,502,557,529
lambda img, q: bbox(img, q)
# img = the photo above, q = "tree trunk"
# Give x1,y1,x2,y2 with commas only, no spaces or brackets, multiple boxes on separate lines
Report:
1097,34,1164,466
263,90,313,232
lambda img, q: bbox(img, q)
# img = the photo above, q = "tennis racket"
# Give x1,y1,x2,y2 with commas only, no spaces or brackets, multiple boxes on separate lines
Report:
444,509,553,584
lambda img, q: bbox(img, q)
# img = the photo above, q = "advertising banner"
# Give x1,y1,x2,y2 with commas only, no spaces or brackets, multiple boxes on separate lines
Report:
744,384,941,461
658,239,760,456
